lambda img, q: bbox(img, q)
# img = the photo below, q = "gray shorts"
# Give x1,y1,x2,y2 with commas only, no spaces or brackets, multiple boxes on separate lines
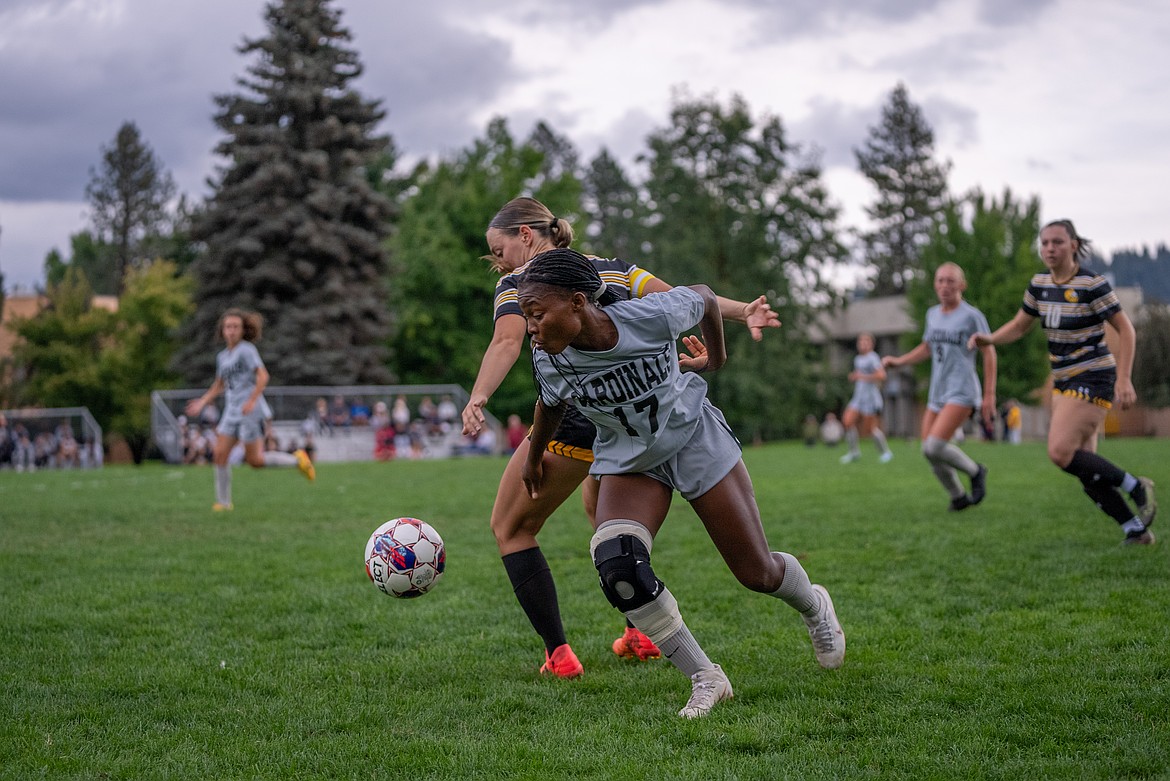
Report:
217,411,265,443
642,401,742,501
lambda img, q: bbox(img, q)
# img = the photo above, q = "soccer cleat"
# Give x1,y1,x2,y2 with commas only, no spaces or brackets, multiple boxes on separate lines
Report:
948,494,974,512
212,502,233,512
879,451,894,464
803,584,845,669
1123,528,1156,546
1134,477,1157,529
678,664,733,718
612,626,662,661
295,449,316,482
839,451,860,464
540,644,583,679
970,464,988,505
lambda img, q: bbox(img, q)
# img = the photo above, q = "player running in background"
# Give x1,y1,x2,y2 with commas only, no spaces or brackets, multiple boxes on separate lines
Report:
519,249,844,718
462,196,780,679
969,219,1156,544
882,263,996,512
185,308,315,511
839,332,894,464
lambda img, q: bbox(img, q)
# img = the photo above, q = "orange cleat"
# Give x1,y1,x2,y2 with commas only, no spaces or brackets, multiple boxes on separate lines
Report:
612,626,662,661
540,644,584,678
295,449,316,482
211,503,234,512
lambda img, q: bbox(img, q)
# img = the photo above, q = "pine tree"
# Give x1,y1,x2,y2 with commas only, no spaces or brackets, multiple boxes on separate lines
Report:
176,0,394,386
855,83,951,295
84,121,177,295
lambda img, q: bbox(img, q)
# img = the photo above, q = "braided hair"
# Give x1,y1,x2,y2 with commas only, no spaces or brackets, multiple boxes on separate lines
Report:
520,248,621,305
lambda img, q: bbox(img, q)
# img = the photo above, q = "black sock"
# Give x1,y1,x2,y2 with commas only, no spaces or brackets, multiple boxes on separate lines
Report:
502,548,567,654
1063,450,1135,525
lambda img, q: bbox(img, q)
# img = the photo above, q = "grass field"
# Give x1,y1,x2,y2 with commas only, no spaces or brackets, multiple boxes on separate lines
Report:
1,437,1168,780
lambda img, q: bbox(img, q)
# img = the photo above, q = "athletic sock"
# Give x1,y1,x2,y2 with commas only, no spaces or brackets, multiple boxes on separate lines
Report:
924,436,979,476
502,547,567,654
845,428,860,457
215,465,231,505
1062,450,1137,525
262,451,297,467
772,552,819,618
652,623,713,678
1121,517,1147,535
930,461,966,499
871,429,890,455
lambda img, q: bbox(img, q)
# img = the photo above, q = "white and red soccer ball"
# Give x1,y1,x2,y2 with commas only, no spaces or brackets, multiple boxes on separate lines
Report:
364,517,446,598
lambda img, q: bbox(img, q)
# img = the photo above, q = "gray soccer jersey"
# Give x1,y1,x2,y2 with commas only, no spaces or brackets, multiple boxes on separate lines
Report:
847,351,884,414
923,301,990,411
215,341,272,421
532,287,709,475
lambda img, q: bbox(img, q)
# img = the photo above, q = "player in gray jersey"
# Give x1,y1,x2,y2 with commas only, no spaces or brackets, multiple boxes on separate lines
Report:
839,332,894,464
463,197,781,679
883,263,996,512
970,219,1156,544
518,249,845,719
185,308,315,511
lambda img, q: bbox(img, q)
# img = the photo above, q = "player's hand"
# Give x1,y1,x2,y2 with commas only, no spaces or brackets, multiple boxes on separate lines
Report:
1115,378,1137,410
744,295,780,341
968,332,991,350
881,355,897,368
461,395,487,436
678,335,709,372
521,459,544,499
242,399,255,415
184,398,203,417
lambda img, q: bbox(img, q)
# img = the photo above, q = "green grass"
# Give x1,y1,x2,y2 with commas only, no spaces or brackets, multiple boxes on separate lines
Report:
2,438,1168,780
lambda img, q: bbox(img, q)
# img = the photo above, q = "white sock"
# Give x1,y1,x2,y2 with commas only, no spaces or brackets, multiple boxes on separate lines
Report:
215,465,231,505
262,451,297,467
625,588,712,677
930,462,966,499
845,428,860,456
772,552,819,618
925,436,978,476
872,429,890,454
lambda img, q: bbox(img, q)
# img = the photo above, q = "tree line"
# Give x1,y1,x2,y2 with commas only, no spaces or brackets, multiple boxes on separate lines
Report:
2,0,1167,460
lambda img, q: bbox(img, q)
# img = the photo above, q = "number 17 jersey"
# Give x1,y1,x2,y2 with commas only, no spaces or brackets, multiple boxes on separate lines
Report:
532,287,707,476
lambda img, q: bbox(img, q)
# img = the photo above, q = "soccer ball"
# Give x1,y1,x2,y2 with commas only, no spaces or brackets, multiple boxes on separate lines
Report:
364,517,446,598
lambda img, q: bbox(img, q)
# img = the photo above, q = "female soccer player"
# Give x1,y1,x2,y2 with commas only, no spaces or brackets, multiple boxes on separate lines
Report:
839,332,894,464
882,263,996,511
969,219,1156,544
185,308,315,511
518,248,844,718
462,197,780,678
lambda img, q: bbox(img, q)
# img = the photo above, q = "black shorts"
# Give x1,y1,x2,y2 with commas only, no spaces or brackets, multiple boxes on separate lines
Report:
547,406,596,463
1053,368,1115,409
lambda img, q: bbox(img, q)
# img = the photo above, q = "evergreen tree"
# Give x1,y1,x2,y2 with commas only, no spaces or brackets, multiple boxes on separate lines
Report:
385,117,580,418
581,148,648,263
176,0,394,386
640,93,847,440
84,121,177,295
855,83,951,295
43,232,117,295
1107,244,1170,304
911,188,1048,403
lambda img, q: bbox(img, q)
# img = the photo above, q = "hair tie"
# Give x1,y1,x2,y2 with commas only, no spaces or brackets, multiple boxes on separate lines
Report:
548,217,558,232
591,283,607,303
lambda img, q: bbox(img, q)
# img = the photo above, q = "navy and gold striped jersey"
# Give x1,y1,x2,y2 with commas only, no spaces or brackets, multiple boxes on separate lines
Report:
493,255,659,321
1021,269,1121,381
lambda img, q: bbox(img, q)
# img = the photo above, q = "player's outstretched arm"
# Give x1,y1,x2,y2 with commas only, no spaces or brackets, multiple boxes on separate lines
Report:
463,316,526,435
185,377,224,417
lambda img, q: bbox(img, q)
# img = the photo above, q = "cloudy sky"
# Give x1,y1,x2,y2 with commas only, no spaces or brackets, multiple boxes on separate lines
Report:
1,0,1167,292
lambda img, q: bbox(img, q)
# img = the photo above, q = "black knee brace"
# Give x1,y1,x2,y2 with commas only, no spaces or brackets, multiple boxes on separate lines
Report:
592,534,662,611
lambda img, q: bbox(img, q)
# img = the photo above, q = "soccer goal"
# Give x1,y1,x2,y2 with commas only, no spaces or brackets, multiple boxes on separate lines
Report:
0,406,104,470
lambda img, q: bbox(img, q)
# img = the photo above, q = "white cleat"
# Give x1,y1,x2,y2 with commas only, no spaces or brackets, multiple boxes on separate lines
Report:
804,585,845,669
678,664,733,718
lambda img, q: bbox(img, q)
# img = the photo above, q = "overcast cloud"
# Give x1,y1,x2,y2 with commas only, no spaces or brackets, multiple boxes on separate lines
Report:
1,0,1167,290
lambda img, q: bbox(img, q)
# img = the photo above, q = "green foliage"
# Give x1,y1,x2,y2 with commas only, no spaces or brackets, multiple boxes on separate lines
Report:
581,148,649,263
2,441,1168,779
639,92,848,438
855,83,951,295
100,261,194,460
85,121,177,294
43,231,117,296
1108,243,1170,304
1134,303,1170,407
912,188,1049,404
385,117,581,419
8,262,192,461
176,0,394,387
